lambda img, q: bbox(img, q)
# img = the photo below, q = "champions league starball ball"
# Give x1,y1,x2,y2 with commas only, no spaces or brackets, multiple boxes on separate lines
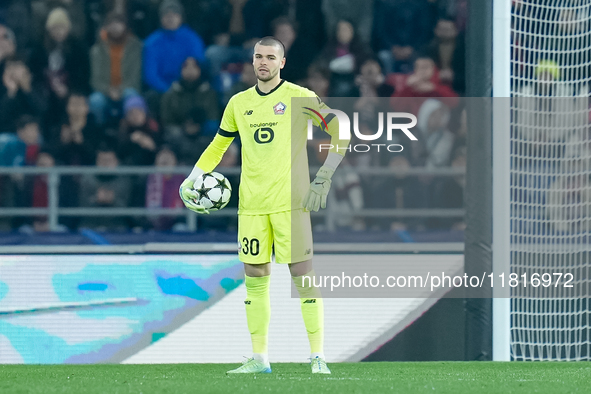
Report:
192,172,232,211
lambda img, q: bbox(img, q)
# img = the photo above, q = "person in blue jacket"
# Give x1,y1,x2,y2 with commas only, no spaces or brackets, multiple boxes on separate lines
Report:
143,0,206,94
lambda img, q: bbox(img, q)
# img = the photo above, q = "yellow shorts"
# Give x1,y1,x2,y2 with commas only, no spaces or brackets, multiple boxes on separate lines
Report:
238,209,313,264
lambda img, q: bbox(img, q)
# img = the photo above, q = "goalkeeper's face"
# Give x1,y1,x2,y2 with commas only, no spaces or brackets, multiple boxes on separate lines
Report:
253,43,285,82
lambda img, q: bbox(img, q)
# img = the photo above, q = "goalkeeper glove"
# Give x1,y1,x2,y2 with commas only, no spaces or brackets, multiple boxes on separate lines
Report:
179,178,210,214
303,166,334,212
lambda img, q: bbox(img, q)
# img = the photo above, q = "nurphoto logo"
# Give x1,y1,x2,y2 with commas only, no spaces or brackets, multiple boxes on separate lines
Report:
304,108,418,153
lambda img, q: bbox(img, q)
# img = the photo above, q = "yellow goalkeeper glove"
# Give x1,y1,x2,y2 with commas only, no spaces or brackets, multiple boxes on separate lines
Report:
303,166,334,212
179,178,210,214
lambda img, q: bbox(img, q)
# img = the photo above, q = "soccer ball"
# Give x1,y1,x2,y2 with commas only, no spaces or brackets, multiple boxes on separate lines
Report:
192,172,232,211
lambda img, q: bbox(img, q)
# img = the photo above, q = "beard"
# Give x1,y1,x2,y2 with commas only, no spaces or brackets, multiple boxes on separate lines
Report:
256,67,279,82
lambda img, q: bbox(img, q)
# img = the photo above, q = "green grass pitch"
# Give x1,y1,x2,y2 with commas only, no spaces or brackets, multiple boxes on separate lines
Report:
1,362,590,393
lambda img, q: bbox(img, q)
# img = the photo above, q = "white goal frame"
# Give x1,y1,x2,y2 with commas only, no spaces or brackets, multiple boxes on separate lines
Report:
492,0,512,362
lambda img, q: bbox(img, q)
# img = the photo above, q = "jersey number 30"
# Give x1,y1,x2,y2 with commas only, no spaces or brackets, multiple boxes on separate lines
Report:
242,237,260,256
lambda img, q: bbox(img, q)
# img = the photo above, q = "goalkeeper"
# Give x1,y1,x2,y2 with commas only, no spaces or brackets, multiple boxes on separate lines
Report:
180,36,349,374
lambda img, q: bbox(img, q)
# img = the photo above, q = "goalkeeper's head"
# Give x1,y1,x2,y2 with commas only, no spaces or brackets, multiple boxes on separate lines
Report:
253,36,286,82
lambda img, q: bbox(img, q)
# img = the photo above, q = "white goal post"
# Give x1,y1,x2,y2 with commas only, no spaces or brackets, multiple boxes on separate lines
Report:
493,0,591,361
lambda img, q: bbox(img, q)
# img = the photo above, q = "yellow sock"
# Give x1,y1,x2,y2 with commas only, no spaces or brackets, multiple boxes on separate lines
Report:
292,270,324,355
244,275,271,355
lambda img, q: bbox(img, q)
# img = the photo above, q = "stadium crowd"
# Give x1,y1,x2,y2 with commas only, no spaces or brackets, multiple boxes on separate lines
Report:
0,0,471,233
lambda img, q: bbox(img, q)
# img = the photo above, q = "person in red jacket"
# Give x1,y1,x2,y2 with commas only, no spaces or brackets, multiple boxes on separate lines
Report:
391,56,459,115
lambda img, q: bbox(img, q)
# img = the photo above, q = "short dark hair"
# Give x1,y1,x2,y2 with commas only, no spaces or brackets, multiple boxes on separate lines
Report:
255,36,285,58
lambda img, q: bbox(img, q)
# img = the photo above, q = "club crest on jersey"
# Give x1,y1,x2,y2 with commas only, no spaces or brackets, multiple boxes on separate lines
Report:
273,102,286,115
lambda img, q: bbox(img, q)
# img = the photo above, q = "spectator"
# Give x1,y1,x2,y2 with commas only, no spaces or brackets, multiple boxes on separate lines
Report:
119,0,162,41
416,99,455,169
372,0,435,74
53,93,97,166
322,0,373,45
143,0,206,94
0,115,41,167
320,19,370,97
89,12,142,126
29,7,90,126
180,0,232,46
118,95,160,166
204,0,253,80
169,107,214,165
224,61,257,104
31,0,87,45
0,56,45,133
0,1,32,51
145,147,186,230
241,0,289,41
391,56,459,115
0,23,16,75
354,58,395,98
79,147,131,231
272,17,317,84
160,57,220,136
422,17,465,94
305,62,331,100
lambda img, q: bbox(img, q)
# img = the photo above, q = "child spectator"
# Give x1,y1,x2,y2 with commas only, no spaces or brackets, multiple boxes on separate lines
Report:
0,56,45,133
145,147,185,230
89,12,143,126
160,57,220,136
143,0,206,94
118,95,160,166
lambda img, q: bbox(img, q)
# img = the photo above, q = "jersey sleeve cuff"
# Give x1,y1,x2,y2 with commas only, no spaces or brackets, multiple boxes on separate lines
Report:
218,128,237,137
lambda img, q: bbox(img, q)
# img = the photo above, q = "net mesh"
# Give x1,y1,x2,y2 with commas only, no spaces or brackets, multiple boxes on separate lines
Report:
510,0,591,360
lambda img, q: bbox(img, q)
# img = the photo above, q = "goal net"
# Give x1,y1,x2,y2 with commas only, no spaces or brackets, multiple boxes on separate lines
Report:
510,0,591,360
